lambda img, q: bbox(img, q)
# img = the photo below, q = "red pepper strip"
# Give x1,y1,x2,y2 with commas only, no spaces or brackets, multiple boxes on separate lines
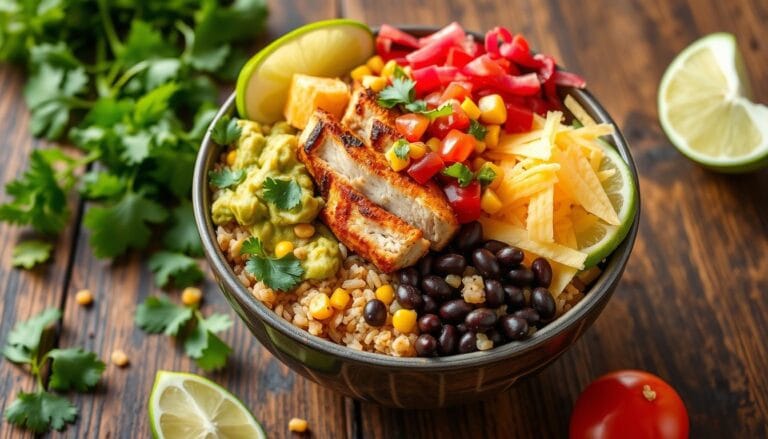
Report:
446,46,474,68
484,26,513,57
461,36,483,57
406,36,456,69
376,37,412,61
412,66,459,95
499,34,541,68
553,70,587,88
378,24,420,48
491,72,541,96
505,103,534,133
462,54,507,78
418,22,466,47
534,54,555,83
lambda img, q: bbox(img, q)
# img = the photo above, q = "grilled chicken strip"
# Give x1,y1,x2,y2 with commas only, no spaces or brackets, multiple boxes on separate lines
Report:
299,110,459,250
341,85,399,152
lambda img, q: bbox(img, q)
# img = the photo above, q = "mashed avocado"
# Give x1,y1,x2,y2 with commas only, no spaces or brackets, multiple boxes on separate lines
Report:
211,120,340,280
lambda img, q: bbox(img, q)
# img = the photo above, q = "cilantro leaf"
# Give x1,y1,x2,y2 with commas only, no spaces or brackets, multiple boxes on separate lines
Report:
193,0,269,49
442,163,474,187
148,251,204,288
469,119,488,140
209,168,245,189
24,63,88,139
194,332,232,371
201,313,234,333
83,191,168,258
47,349,105,392
404,100,427,113
11,240,53,269
135,295,194,336
132,83,178,127
240,237,265,256
392,139,411,160
262,177,302,210
211,115,242,146
4,391,77,433
476,165,497,187
421,103,453,120
121,132,152,165
163,202,203,257
119,20,176,66
80,171,126,200
245,253,304,291
2,308,61,364
378,77,416,109
182,312,233,372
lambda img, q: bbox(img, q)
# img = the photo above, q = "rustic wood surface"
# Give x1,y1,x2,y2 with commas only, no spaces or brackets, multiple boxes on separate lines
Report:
1,0,766,437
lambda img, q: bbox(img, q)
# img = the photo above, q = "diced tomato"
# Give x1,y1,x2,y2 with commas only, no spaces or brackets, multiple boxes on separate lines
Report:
407,152,444,184
499,34,541,68
376,37,412,61
444,181,482,224
412,66,459,95
418,22,466,47
378,24,420,48
505,104,534,133
424,91,443,109
396,113,430,142
439,129,475,163
440,82,472,103
446,47,474,68
406,36,456,69
429,101,470,138
484,26,513,57
462,54,507,78
553,70,587,88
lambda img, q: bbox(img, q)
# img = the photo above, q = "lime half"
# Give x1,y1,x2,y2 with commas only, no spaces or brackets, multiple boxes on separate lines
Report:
574,140,637,268
149,371,266,439
236,19,374,123
658,33,768,172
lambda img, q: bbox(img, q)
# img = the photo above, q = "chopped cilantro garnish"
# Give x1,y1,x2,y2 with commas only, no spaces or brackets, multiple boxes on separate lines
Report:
442,163,474,187
377,77,416,109
241,237,304,291
392,139,411,159
211,115,242,146
469,119,488,140
421,103,453,120
262,177,302,210
209,168,245,189
476,165,497,187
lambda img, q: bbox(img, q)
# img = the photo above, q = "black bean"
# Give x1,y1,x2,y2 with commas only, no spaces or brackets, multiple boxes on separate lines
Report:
439,299,472,323
465,308,498,333
363,299,387,327
421,294,438,314
531,257,553,288
421,275,454,302
503,284,526,311
506,267,534,287
471,248,500,278
418,314,442,335
396,284,423,310
454,221,483,251
397,267,420,287
418,254,434,277
531,287,556,320
513,308,540,326
456,323,468,334
499,315,528,341
483,279,505,308
483,240,507,254
434,253,467,276
458,332,478,353
487,328,505,345
496,246,524,270
415,334,438,357
438,325,458,355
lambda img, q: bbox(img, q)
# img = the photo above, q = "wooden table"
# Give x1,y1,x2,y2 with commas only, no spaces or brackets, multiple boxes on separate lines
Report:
1,0,766,437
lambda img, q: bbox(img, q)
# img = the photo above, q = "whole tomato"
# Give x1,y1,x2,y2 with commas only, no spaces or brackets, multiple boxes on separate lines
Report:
570,370,689,439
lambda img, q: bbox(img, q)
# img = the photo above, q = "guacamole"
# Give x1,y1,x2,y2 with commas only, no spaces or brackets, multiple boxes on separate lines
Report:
211,120,340,280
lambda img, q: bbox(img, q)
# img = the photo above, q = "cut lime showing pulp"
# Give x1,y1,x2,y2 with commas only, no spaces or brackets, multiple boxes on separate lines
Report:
236,19,374,123
658,33,768,173
149,371,266,439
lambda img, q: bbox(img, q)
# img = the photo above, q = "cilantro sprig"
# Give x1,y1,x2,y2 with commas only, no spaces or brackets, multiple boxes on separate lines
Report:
135,295,233,371
442,163,474,187
469,119,488,140
3,308,105,433
262,177,302,210
210,168,246,189
392,139,411,160
241,237,304,291
377,77,453,117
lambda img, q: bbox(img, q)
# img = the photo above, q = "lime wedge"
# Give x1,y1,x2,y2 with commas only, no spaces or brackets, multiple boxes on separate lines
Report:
149,371,266,439
236,19,374,123
574,139,637,268
658,33,768,172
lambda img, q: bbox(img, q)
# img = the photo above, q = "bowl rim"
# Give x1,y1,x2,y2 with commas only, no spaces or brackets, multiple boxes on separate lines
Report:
192,25,641,371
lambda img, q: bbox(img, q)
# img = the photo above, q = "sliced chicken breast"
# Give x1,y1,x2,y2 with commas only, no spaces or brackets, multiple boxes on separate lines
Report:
341,85,399,152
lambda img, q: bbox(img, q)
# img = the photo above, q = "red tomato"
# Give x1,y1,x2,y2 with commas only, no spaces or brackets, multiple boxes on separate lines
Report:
429,102,470,139
395,114,429,142
407,152,444,184
443,181,481,224
446,47,473,68
440,82,472,103
570,370,689,439
439,129,475,163
504,103,533,133
424,91,443,109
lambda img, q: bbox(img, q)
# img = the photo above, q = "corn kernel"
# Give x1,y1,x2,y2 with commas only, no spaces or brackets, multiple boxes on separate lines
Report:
288,418,308,433
460,98,482,120
375,285,395,305
294,223,316,239
381,59,398,79
392,309,417,333
426,137,442,152
330,288,351,310
274,241,294,258
472,157,487,170
181,287,203,306
362,75,387,92
226,150,237,166
478,94,507,125
481,162,505,189
111,349,129,367
350,65,372,82
385,145,410,172
366,55,385,74
474,140,487,154
75,289,93,306
484,125,501,148
309,293,333,320
408,142,427,160
293,247,308,260
481,188,503,214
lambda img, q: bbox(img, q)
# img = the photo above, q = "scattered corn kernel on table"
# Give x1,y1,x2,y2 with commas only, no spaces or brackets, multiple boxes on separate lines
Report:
1,0,767,437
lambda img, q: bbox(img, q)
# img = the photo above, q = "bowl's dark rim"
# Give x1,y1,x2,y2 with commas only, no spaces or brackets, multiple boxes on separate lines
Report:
192,26,641,371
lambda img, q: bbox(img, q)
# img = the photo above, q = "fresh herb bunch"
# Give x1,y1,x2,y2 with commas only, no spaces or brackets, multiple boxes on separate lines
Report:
2,308,106,433
0,0,268,286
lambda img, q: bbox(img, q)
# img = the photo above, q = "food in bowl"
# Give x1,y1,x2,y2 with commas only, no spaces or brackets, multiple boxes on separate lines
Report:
208,22,637,358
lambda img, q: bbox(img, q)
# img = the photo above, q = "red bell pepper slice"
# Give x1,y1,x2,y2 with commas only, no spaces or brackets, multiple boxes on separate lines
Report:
553,70,587,88
491,72,541,96
534,54,555,83
412,66,459,95
462,54,507,78
484,26,513,57
376,37,412,61
499,34,541,68
446,46,474,68
407,37,456,69
505,104,534,133
378,24,420,48
418,22,466,47
439,129,475,163
407,152,445,184
444,181,482,224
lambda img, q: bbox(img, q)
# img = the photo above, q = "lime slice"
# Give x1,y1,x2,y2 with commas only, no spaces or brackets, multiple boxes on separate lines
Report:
658,33,768,173
149,371,266,439
236,19,374,123
574,139,637,268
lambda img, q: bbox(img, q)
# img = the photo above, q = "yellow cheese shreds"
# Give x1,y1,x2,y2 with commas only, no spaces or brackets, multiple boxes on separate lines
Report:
549,260,579,296
554,216,578,248
564,95,597,127
527,185,554,243
494,129,544,151
480,217,587,269
497,170,558,205
568,123,614,140
553,147,620,225
589,147,604,172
